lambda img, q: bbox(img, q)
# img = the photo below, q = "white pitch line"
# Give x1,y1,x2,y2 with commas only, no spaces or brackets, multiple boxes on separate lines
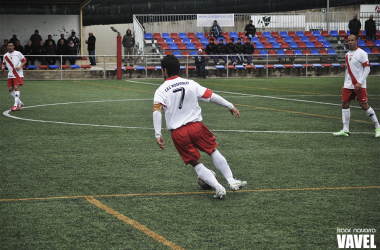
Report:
126,80,160,85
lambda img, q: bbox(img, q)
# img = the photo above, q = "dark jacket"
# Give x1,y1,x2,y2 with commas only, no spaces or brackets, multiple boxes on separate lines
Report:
24,45,34,56
56,43,68,55
234,43,244,53
57,38,67,46
68,36,80,46
47,44,56,55
30,34,42,48
45,39,56,48
86,35,96,51
67,44,78,56
210,25,222,37
122,29,135,48
14,45,24,54
36,45,47,56
194,54,206,64
243,42,254,54
348,19,361,35
245,24,256,36
226,42,235,54
365,19,376,37
216,43,227,54
205,42,217,54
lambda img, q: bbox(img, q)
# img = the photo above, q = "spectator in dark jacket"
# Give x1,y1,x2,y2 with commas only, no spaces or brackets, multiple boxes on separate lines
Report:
14,40,24,54
67,40,78,65
122,29,135,66
56,39,68,65
194,49,206,78
210,20,223,38
245,20,256,37
9,34,19,45
365,15,377,41
216,39,227,64
86,32,96,65
46,40,57,65
57,34,67,46
68,31,80,54
45,35,56,49
226,38,237,65
30,30,42,49
205,38,220,64
24,40,35,65
243,37,255,65
36,40,47,65
1,39,8,55
234,38,244,64
348,14,361,38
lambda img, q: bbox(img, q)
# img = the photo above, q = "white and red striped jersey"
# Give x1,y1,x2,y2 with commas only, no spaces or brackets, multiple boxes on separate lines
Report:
2,50,26,78
344,47,370,89
154,76,213,130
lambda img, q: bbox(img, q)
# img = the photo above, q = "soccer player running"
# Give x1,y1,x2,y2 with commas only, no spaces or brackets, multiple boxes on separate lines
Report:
333,34,380,137
153,55,247,199
1,41,27,111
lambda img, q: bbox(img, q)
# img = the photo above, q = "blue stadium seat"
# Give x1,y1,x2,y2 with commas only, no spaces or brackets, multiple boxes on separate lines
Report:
216,37,226,44
317,36,326,42
277,50,286,57
71,65,80,69
169,44,179,50
267,37,276,43
260,51,268,57
255,65,265,69
330,30,339,37
27,65,37,69
279,31,288,37
196,32,205,39
114,66,125,70
313,63,323,68
144,33,154,40
294,50,303,57
187,43,196,50
363,48,371,54
374,40,380,47
178,33,188,39
200,37,208,44
166,38,174,44
173,51,183,58
263,31,271,38
251,37,259,43
135,66,145,70
284,36,293,43
358,40,366,47
190,51,198,56
255,43,265,49
370,62,380,66
296,31,304,37
306,42,315,49
229,32,238,38
289,42,299,49
323,41,332,48
155,66,162,70
180,66,186,70
274,64,284,68
312,31,321,37
328,49,337,56
332,63,342,67
215,65,225,69
182,37,191,44
162,33,170,39
346,30,350,36
300,36,309,42
293,64,303,68
235,65,245,69
311,49,320,56
49,65,59,69
272,42,282,49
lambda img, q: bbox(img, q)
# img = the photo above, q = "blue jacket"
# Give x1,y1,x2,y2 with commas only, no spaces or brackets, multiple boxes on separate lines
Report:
210,25,222,37
194,54,206,64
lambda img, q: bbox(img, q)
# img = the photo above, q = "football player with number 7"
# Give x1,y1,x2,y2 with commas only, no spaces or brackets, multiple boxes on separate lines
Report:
153,55,247,199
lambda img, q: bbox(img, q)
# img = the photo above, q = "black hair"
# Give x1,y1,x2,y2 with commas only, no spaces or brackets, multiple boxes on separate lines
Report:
161,55,180,77
237,38,241,41
7,41,14,45
210,38,214,41
247,37,251,41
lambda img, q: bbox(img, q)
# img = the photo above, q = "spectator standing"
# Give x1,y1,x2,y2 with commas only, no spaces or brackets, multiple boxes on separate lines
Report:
36,40,47,65
245,20,256,37
349,14,361,38
216,39,227,64
122,29,135,66
24,40,35,65
234,38,244,64
205,38,219,65
9,35,19,45
1,40,9,55
14,40,24,54
365,15,377,41
210,20,223,38
67,40,78,65
86,32,96,65
45,35,56,48
56,39,68,65
243,37,255,65
194,49,206,78
226,38,237,65
68,31,80,54
57,34,67,46
46,40,57,65
30,30,42,49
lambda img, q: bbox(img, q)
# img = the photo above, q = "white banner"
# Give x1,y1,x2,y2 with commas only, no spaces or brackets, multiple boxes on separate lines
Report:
360,4,380,13
197,14,234,27
251,15,305,28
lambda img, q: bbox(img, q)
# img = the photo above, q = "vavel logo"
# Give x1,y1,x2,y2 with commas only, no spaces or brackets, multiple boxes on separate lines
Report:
337,228,376,248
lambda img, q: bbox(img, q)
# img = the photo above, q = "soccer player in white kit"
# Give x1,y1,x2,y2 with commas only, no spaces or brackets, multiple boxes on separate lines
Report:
333,34,380,137
1,41,27,111
153,55,247,199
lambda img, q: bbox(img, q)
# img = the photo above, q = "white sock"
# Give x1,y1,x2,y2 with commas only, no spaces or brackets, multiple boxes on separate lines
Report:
14,91,21,106
342,108,350,132
211,150,235,184
365,107,380,129
10,91,15,98
194,163,219,189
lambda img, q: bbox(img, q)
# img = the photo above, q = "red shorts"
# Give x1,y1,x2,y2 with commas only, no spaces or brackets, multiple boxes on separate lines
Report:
171,122,218,165
7,77,24,88
342,88,367,103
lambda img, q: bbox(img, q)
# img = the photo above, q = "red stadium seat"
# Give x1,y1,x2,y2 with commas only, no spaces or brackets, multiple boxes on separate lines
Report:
338,30,347,36
255,32,263,38
147,66,156,70
298,42,307,49
81,65,91,69
252,50,260,57
303,64,313,67
285,50,294,56
366,41,375,47
222,32,228,37
284,64,294,68
191,37,199,43
371,48,379,54
187,66,196,70
38,65,48,69
187,32,196,39
125,66,134,70
226,65,234,69
314,42,324,48
264,42,273,49
204,32,210,37
170,33,179,38
344,35,348,42
238,32,246,38
304,31,312,37
319,49,328,56
268,50,277,57
302,49,311,55
60,65,70,69
276,37,284,43
164,51,172,55
264,64,274,68
182,51,191,57
293,36,301,43
309,36,317,42
280,42,290,49
322,63,332,67
259,37,267,43
245,65,254,69
153,33,161,39
321,30,330,37
177,43,187,50
195,43,204,50
174,38,182,44
271,31,280,38
288,31,296,37
359,30,363,36
157,38,165,45
161,43,170,50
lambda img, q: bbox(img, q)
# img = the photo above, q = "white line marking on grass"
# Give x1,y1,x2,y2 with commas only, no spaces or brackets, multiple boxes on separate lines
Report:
125,80,160,85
